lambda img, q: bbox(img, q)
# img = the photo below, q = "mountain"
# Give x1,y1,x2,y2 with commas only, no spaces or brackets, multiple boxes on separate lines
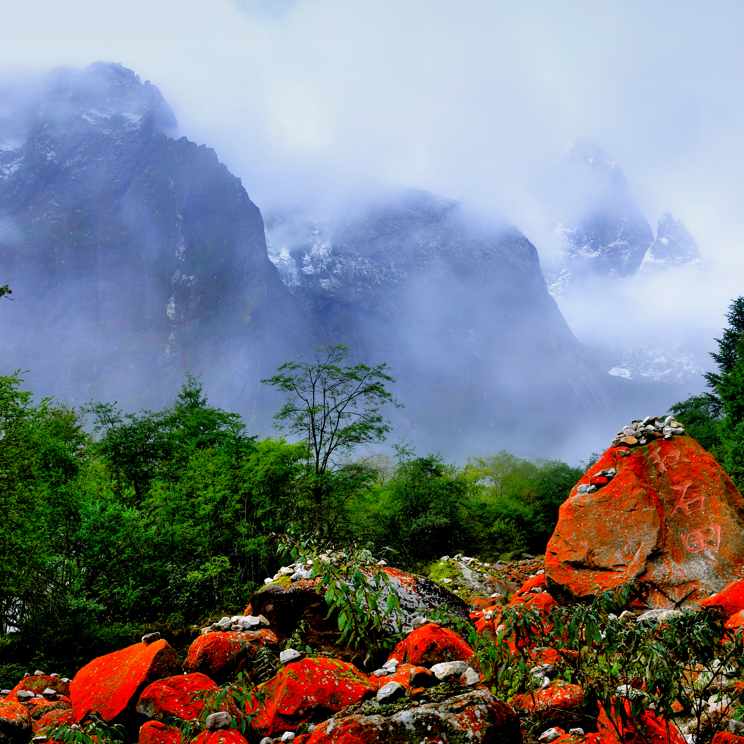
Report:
0,63,616,457
639,212,704,273
0,62,310,417
545,139,654,296
541,140,712,391
265,193,615,455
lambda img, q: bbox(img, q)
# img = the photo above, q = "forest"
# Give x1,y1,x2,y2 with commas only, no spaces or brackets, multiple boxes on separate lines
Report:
2,296,744,688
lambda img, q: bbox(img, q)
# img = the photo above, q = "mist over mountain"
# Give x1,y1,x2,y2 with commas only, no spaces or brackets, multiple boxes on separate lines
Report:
539,139,713,399
0,62,626,459
0,62,311,420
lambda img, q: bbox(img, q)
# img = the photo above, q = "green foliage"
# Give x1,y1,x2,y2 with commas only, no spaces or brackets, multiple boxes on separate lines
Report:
0,284,11,300
279,535,403,666
46,719,127,744
263,344,401,537
467,586,744,744
669,395,724,458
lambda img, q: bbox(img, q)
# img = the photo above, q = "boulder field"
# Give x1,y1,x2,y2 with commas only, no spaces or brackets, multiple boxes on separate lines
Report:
5,422,744,744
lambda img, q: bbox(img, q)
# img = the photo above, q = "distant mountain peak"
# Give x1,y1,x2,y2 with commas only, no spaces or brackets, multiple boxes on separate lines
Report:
639,212,704,272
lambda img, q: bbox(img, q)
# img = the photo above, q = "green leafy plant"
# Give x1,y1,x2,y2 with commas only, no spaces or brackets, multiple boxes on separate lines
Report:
46,719,126,744
278,534,404,666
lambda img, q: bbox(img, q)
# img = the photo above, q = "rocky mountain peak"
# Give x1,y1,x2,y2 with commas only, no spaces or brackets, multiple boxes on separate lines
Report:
640,212,703,272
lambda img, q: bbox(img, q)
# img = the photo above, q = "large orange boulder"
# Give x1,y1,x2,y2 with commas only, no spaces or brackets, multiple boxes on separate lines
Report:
512,680,584,727
183,630,278,683
245,657,376,738
191,730,248,744
33,709,72,735
0,700,32,744
388,624,475,666
136,673,216,721
70,639,180,726
304,688,521,744
699,579,744,617
546,433,744,608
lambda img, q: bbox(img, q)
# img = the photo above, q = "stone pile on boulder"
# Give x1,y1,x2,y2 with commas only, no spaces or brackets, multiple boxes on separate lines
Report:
546,420,744,608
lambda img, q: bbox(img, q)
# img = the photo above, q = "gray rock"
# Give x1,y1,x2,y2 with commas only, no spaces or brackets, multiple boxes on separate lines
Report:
382,658,399,671
33,671,45,677
430,660,469,681
377,681,406,704
32,737,48,744
280,648,303,665
216,616,232,630
531,664,556,678
260,739,273,744
372,669,390,677
539,728,564,743
728,720,744,735
569,729,585,736
411,616,432,630
141,632,161,645
636,609,683,623
257,615,270,627
576,484,589,493
0,690,10,696
16,690,34,701
619,610,637,621
205,712,232,731
280,733,295,743
459,667,480,686
42,688,58,699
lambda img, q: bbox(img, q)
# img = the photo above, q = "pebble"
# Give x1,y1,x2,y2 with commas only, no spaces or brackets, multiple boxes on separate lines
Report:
539,728,564,743
281,733,295,743
570,729,585,737
279,648,303,665
205,712,232,731
34,670,45,676
141,632,161,645
377,680,406,704
459,667,480,686
430,660,469,681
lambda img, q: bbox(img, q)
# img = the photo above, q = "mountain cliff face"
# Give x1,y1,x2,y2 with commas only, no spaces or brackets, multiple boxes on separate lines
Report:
640,212,703,273
0,62,615,455
266,192,614,454
0,62,309,415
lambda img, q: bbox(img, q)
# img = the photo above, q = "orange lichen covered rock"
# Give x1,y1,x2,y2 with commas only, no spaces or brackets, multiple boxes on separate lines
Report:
304,688,521,744
388,624,475,666
597,700,685,744
34,708,73,735
512,680,584,726
191,730,248,744
27,699,71,721
136,673,216,721
546,436,744,608
9,676,70,699
711,734,744,744
139,721,184,744
699,579,744,617
183,630,278,683
70,639,180,725
246,657,376,738
0,700,32,744
726,609,744,630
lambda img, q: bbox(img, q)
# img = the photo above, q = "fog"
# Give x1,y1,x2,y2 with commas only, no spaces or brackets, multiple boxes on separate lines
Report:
1,0,743,460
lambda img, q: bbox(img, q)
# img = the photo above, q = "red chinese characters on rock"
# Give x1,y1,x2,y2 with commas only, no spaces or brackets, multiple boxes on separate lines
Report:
546,434,744,608
680,525,722,553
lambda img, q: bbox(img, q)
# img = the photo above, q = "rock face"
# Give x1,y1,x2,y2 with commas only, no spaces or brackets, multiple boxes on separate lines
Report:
388,624,475,667
0,701,32,744
136,673,216,722
250,567,471,656
266,192,613,456
245,657,376,738
304,687,522,744
640,213,703,273
546,432,744,608
544,139,654,293
70,638,180,725
0,62,310,415
183,629,279,683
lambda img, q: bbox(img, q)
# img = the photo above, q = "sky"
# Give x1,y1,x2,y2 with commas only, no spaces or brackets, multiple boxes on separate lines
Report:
2,0,743,334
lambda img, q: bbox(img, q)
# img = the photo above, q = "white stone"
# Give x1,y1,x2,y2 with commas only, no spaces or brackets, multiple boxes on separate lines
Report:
280,648,303,665
539,728,563,743
430,660,469,680
377,681,405,704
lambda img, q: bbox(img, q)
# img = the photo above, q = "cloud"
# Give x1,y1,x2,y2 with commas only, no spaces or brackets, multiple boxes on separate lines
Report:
1,0,743,373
